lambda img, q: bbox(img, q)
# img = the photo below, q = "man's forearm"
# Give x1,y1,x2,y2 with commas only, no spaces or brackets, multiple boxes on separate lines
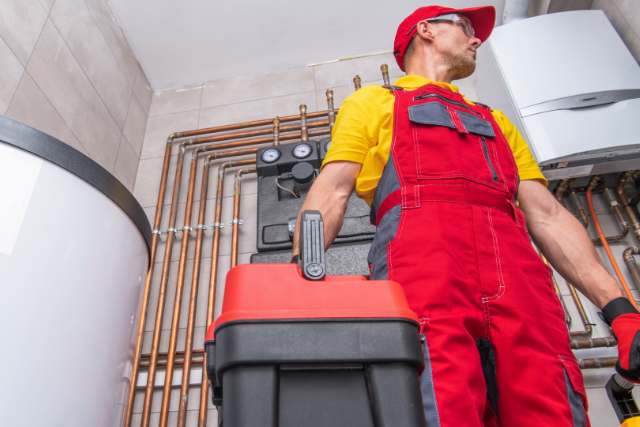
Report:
519,180,624,309
291,161,362,258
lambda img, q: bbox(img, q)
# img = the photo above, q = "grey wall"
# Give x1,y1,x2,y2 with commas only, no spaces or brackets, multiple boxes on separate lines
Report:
0,0,153,191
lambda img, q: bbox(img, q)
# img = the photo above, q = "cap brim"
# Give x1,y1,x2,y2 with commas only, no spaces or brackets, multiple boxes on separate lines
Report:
455,6,496,42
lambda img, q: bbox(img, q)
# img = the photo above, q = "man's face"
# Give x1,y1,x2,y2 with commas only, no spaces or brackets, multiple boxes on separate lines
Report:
429,16,482,80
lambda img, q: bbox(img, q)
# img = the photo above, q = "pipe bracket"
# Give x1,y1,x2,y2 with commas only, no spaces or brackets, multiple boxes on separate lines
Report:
230,219,243,225
211,222,225,229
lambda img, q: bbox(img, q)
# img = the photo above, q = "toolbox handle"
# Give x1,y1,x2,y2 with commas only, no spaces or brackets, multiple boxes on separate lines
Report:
299,210,326,280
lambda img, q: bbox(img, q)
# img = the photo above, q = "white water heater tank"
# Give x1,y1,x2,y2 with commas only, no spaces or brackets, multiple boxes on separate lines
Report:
0,116,150,427
476,10,640,179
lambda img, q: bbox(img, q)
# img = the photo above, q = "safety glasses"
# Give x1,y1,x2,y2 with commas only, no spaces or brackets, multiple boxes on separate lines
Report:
407,13,476,39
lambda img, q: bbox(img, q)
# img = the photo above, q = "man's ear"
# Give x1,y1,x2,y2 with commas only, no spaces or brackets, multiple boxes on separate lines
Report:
416,21,436,42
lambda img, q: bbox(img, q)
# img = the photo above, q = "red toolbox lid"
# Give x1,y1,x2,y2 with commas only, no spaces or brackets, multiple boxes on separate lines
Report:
207,264,418,341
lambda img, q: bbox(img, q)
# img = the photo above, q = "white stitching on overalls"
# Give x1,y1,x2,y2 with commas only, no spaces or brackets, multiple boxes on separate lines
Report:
483,209,506,302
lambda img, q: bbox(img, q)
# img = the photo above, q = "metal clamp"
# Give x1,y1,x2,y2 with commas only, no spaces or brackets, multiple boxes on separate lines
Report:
197,224,208,231
211,222,225,229
230,219,243,225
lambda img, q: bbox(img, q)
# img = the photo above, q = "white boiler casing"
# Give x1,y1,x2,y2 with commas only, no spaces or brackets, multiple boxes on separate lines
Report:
476,10,640,177
0,117,151,427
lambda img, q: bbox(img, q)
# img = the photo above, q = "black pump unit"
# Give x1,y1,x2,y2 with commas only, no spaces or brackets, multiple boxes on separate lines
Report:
255,139,375,253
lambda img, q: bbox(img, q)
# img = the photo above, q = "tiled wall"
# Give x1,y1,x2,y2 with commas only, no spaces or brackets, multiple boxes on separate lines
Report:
592,0,640,61
0,0,153,191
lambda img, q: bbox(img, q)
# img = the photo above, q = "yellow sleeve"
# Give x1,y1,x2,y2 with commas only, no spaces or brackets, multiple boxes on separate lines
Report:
321,99,374,167
492,109,547,186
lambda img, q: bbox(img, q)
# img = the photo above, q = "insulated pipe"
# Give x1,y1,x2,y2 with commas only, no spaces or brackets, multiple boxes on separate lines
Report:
587,176,640,310
571,336,617,349
354,75,362,91
568,189,589,228
300,105,308,142
326,90,335,133
381,64,391,86
123,134,174,427
603,186,630,239
623,247,640,290
231,166,257,268
578,357,618,369
617,171,640,239
273,117,280,146
197,158,256,427
177,150,260,427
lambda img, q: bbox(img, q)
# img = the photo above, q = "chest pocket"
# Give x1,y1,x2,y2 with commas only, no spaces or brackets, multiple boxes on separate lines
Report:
409,101,507,191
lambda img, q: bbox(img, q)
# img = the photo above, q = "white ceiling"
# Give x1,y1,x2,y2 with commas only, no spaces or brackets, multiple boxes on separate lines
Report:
109,0,506,91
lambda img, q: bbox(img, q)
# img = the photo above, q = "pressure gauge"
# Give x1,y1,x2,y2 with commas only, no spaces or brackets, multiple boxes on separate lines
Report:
261,148,281,163
324,140,331,151
292,143,312,159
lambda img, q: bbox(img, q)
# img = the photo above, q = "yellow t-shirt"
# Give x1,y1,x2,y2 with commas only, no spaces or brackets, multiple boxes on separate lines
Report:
322,75,546,206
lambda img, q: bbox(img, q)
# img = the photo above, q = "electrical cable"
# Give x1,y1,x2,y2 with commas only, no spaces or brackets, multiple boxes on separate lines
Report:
276,178,298,198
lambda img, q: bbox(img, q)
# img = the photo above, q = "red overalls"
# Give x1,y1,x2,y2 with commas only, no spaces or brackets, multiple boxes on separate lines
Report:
367,84,589,427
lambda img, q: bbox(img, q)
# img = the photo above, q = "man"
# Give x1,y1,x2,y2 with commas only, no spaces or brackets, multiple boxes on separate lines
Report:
292,5,640,426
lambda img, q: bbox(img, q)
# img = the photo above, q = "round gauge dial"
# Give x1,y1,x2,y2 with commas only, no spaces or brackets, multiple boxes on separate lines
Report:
261,148,281,163
324,140,331,151
292,143,312,159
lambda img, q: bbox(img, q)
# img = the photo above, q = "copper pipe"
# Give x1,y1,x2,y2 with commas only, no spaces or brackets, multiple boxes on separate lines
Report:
191,120,329,146
624,247,640,289
141,348,204,359
139,358,203,368
231,166,257,268
195,128,331,154
158,143,204,427
181,109,336,138
141,139,193,427
587,176,640,310
326,90,335,133
273,117,280,146
300,104,308,142
617,171,640,239
602,186,630,239
578,357,618,369
123,134,176,427
198,158,256,427
381,64,390,86
354,75,361,91
177,149,260,427
571,336,617,349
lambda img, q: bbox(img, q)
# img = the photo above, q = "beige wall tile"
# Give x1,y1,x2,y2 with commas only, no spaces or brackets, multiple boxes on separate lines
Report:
134,155,172,208
50,0,132,130
592,0,631,37
198,92,317,129
114,136,140,191
613,0,640,17
27,20,121,172
201,67,315,110
313,53,403,90
630,4,640,38
37,0,54,13
5,72,87,155
0,0,48,66
548,0,594,13
134,66,154,114
140,110,199,160
0,35,24,115
124,94,148,157
624,28,640,62
83,0,139,86
149,83,203,117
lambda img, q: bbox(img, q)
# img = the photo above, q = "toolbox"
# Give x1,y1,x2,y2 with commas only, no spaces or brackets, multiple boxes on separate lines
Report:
205,211,426,427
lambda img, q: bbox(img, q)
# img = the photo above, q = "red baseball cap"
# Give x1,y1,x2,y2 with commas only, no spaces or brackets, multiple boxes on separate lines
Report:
394,5,496,71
